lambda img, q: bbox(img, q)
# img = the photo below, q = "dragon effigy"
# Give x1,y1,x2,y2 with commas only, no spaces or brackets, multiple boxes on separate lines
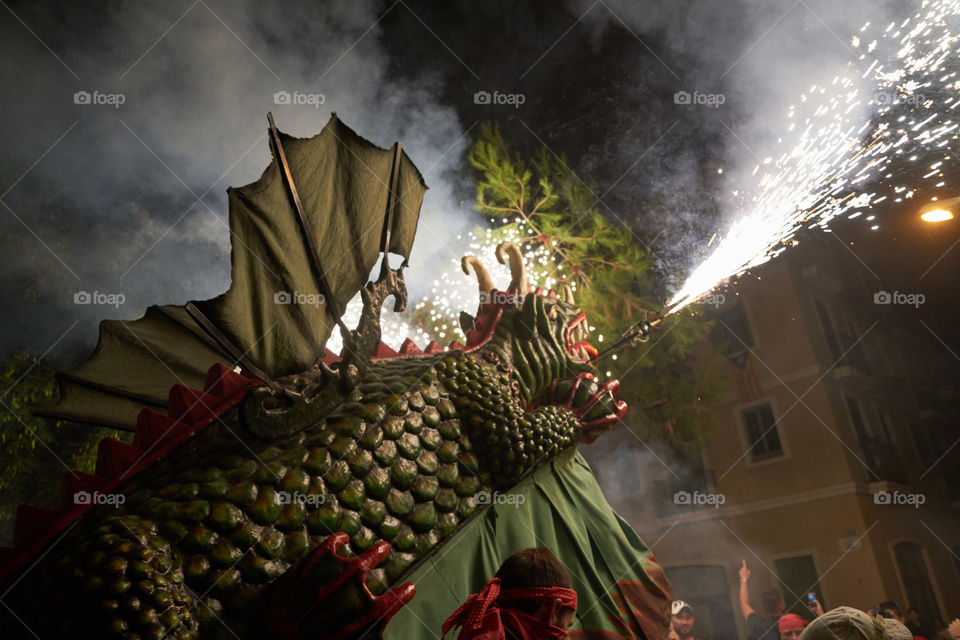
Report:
0,114,671,639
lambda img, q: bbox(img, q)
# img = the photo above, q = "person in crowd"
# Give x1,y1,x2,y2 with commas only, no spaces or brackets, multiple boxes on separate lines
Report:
930,617,947,640
907,608,934,639
669,600,698,640
739,560,786,640
779,613,809,640
877,601,928,640
442,547,578,640
799,606,912,640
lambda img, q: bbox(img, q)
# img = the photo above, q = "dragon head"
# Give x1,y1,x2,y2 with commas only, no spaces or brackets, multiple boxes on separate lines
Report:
457,242,627,443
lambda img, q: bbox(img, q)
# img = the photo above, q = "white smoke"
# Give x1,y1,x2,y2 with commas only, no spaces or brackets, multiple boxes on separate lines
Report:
0,0,474,361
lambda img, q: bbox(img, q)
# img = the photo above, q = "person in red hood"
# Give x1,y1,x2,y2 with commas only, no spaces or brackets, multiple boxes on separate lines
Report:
779,613,809,640
442,547,578,640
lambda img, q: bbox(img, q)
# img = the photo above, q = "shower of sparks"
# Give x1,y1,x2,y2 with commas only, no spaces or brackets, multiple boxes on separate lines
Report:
670,0,960,312
325,219,583,355
413,220,575,339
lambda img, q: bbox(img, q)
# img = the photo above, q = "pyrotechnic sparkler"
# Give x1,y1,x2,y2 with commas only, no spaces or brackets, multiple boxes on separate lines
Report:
668,0,960,313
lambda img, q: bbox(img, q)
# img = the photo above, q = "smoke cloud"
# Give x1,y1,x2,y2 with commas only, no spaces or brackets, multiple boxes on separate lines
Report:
564,0,909,285
0,0,474,363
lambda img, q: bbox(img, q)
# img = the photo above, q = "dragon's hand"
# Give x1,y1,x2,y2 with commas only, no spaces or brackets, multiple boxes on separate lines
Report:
263,533,415,640
549,372,627,443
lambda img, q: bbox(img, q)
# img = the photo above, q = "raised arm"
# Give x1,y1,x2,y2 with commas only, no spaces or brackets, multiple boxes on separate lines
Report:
739,560,755,620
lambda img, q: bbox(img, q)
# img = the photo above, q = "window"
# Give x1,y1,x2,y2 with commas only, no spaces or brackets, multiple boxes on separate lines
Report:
873,407,897,446
775,555,823,615
741,402,783,461
844,395,871,441
893,543,941,621
813,297,868,368
813,298,842,360
847,397,906,483
713,301,755,353
910,418,960,498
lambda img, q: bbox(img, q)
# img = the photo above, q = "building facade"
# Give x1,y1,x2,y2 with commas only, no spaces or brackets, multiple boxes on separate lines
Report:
585,237,960,639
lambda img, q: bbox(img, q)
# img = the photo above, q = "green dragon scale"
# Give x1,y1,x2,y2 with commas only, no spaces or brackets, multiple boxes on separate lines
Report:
2,243,626,639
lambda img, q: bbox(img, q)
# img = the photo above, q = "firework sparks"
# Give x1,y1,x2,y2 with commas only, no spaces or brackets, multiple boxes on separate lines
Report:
669,0,960,312
326,219,570,355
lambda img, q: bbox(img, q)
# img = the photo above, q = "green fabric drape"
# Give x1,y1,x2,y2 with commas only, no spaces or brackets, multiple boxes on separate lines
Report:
385,449,672,640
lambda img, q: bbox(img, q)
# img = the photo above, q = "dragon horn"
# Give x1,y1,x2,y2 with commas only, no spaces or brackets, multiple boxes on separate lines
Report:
495,241,529,294
561,282,575,304
461,255,494,294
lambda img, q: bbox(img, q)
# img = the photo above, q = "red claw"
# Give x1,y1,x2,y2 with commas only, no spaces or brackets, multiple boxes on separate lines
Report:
265,533,416,640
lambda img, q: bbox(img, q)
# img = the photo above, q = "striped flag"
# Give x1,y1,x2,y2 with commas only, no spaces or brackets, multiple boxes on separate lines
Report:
729,350,762,402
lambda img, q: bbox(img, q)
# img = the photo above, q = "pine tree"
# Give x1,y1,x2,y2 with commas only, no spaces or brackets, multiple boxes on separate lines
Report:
465,123,723,460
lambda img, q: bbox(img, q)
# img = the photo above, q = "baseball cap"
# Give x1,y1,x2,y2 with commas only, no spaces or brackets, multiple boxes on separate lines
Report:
672,600,694,616
798,607,912,640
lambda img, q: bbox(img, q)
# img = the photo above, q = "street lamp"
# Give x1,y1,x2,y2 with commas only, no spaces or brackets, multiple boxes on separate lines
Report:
919,196,959,223
920,208,954,222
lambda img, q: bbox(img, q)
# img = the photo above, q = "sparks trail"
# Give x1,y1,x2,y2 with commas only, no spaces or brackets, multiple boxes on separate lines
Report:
669,0,960,311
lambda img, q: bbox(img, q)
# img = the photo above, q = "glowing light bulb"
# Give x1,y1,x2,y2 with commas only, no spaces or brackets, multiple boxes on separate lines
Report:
921,208,954,222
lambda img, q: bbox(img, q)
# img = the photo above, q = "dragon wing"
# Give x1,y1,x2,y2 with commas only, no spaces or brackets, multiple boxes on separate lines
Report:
40,113,428,431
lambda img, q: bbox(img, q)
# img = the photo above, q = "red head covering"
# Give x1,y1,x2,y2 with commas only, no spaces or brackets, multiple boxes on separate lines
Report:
442,577,578,640
779,613,809,633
